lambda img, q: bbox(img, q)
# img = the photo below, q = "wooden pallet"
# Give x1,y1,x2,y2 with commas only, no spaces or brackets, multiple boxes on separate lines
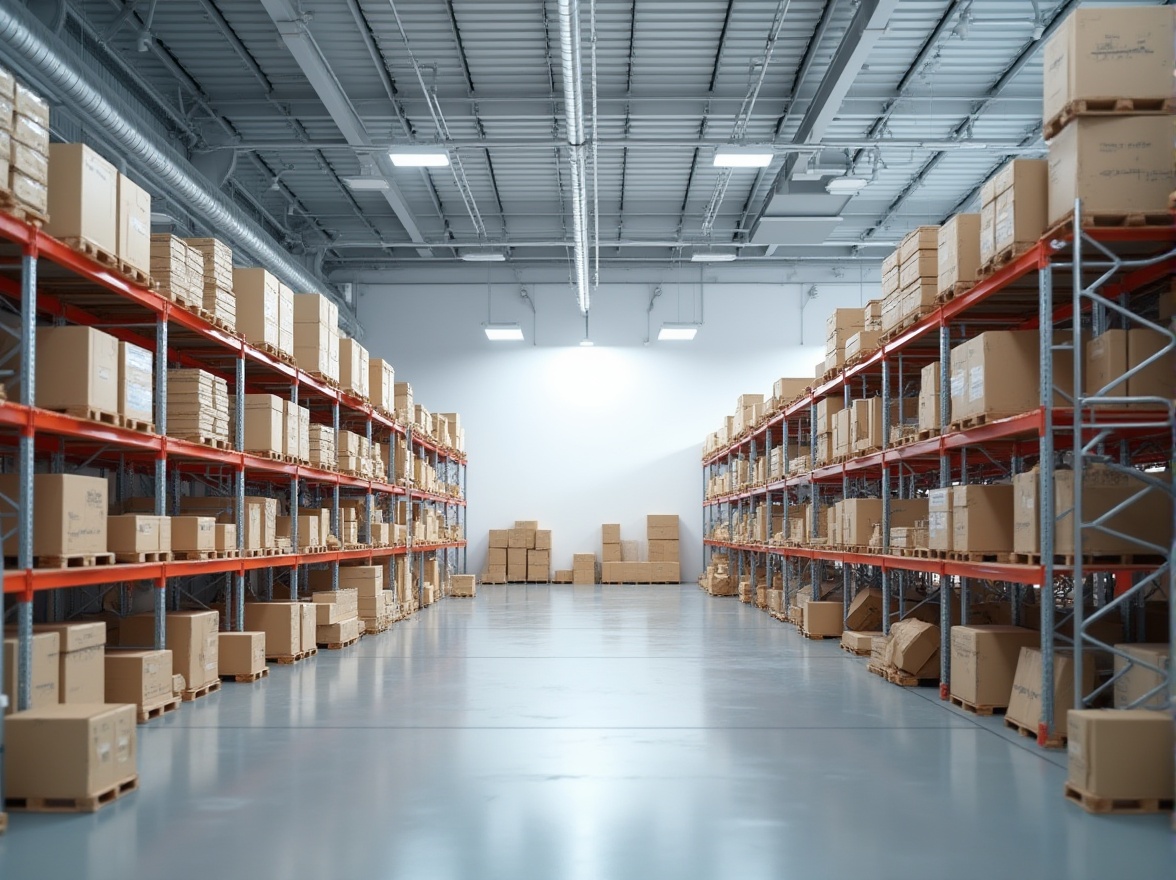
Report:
271,647,317,664
172,549,219,561
1063,781,1174,815
6,775,139,814
841,644,872,657
254,341,298,367
1004,717,1065,749
137,696,181,724
181,679,221,702
114,551,173,564
299,545,330,555
193,307,238,336
122,417,155,434
52,405,121,428
23,552,117,569
949,694,1004,716
1045,209,1174,242
0,195,48,227
1043,97,1176,140
946,550,1005,563
935,281,973,304
118,261,156,290
308,371,341,390
221,667,269,683
915,427,940,442
318,635,360,650
173,433,233,450
242,547,282,557
61,236,119,270
912,548,947,559
978,243,1033,280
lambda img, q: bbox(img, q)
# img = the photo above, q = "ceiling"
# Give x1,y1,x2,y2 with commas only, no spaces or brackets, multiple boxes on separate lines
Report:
47,0,1125,273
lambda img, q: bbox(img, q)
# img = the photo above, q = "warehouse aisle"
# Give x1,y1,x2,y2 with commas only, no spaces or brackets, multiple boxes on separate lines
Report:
0,585,1171,880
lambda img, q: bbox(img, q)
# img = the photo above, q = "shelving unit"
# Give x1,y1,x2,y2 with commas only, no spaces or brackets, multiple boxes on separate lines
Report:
703,206,1174,744
0,209,467,716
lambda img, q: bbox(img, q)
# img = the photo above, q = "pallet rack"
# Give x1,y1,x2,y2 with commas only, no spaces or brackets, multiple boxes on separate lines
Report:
703,202,1174,746
0,209,467,798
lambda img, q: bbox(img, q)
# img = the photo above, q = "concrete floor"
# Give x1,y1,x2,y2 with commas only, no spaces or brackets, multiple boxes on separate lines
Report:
0,584,1172,880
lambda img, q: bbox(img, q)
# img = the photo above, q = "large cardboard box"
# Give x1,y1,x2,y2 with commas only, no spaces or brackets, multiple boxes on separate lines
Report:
1067,710,1174,800
34,325,119,414
338,565,383,598
4,703,137,799
601,523,621,544
33,622,105,704
317,617,361,646
918,361,940,432
838,499,882,547
104,648,173,707
171,516,216,552
277,282,295,356
1086,328,1174,401
233,268,280,350
647,514,679,540
120,609,219,690
369,358,395,412
339,338,369,398
1112,643,1169,710
1043,6,1175,126
952,484,1014,553
1007,647,1094,740
107,514,166,556
116,172,151,275
0,473,108,558
803,601,844,637
772,377,809,402
242,393,285,455
244,603,301,657
3,631,60,712
45,143,118,253
898,226,938,263
889,619,939,676
1047,115,1175,225
117,340,154,425
846,588,883,632
927,487,953,551
218,631,267,677
949,625,1038,708
936,214,981,292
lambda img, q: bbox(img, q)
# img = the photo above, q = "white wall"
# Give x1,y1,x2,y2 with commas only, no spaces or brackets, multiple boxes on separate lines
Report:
357,271,875,582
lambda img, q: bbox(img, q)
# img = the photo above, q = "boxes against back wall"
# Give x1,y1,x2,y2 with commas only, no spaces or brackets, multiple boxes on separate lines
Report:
117,173,151,277
45,143,118,254
0,473,107,558
233,268,280,350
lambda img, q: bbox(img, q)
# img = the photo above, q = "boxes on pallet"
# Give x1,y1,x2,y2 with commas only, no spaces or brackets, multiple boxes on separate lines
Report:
832,408,851,458
171,516,216,553
244,603,303,657
233,268,280,351
772,377,809,403
104,649,173,708
803,601,843,637
2,631,60,712
844,330,881,362
949,330,1074,423
45,144,118,254
28,622,104,704
4,703,137,802
339,337,369,399
450,575,477,597
983,159,1048,264
150,235,202,306
218,632,266,677
949,625,1038,708
241,393,285,455
33,325,119,414
214,523,236,553
1007,647,1094,739
1067,710,1174,802
951,484,1014,554
369,358,395,412
276,282,295,358
937,214,980,293
293,293,340,381
527,549,550,582
927,487,952,551
1112,643,1169,709
1043,6,1174,130
888,619,939,678
167,368,229,444
120,610,219,692
299,507,330,545
1086,328,1174,402
116,173,151,277
837,499,881,548
184,238,235,327
0,473,107,558
117,340,154,427
281,400,305,461
572,553,596,585
107,514,168,556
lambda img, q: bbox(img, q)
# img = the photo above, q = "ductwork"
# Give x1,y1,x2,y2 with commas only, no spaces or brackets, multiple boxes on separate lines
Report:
0,2,339,310
557,0,591,314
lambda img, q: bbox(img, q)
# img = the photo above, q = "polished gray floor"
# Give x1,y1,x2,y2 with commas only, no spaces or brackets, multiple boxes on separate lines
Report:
1,584,1172,880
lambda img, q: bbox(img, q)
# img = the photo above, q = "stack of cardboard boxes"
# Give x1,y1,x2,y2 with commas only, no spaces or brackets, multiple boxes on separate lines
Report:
294,292,340,383
167,368,230,446
339,337,369,400
600,517,681,584
572,553,597,585
245,601,316,660
1,69,50,222
897,227,938,324
484,530,508,583
843,303,882,363
825,307,866,374
120,610,220,699
150,234,204,307
309,423,336,470
370,358,395,414
311,587,361,647
234,267,287,357
185,238,236,329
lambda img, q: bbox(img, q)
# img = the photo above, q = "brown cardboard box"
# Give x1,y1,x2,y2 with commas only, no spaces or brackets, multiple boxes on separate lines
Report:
927,487,952,551
1112,643,1169,709
214,523,235,552
117,339,154,425
844,329,881,362
234,268,280,350
936,213,981,291
647,515,679,541
104,648,173,707
1088,328,1174,401
841,630,880,653
1047,115,1175,224
1067,710,1174,800
45,143,118,253
601,523,621,544
846,588,883,632
898,226,938,263
1126,327,1175,401
4,703,137,799
299,604,316,652
1007,647,1094,739
337,565,383,598
488,548,507,567
838,499,882,547
1043,6,1175,126
218,632,267,677
317,617,360,646
121,609,219,691
651,562,680,583
171,516,216,552
107,514,164,556
772,377,809,402
31,325,120,414
450,575,477,597
534,530,552,550
0,473,108,558
949,625,1038,708
601,543,622,563
3,631,60,712
918,361,940,432
507,528,530,549
889,619,938,676
369,358,395,412
803,601,843,637
899,250,937,290
339,337,369,398
648,540,680,563
979,199,996,265
952,484,1014,553
116,173,151,275
832,408,852,458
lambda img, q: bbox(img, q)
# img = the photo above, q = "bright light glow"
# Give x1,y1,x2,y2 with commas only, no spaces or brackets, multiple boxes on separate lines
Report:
460,252,506,262
825,177,868,195
579,338,595,347
713,146,774,168
389,147,450,167
342,176,390,191
658,324,698,341
690,251,737,262
484,324,524,341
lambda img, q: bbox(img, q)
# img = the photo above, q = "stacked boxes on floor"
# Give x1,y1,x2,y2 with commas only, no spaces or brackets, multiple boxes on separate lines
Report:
573,553,597,585
484,529,507,583
601,517,680,583
337,566,394,631
185,238,236,329
2,70,51,221
167,368,229,446
245,602,314,660
120,610,220,697
150,234,204,307
105,647,174,715
312,587,361,646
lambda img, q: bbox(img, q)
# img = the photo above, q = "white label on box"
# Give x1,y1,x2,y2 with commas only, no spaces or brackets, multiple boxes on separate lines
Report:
98,367,111,381
968,365,984,401
131,217,148,235
950,372,964,399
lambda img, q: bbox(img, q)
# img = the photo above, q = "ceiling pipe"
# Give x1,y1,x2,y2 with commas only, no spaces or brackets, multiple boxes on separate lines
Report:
0,2,340,309
557,0,591,314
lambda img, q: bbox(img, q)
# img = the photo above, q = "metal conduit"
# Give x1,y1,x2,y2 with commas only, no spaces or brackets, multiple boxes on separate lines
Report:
557,0,591,314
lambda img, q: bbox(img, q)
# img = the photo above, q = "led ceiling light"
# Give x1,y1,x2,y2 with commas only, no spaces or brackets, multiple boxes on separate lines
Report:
825,176,869,195
460,252,507,262
342,176,390,191
713,146,774,168
658,323,698,341
388,146,450,167
484,323,524,341
690,249,737,263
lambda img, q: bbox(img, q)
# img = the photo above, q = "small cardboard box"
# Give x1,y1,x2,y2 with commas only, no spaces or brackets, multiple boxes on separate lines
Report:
117,340,154,424
4,703,137,799
1007,647,1094,739
803,601,844,637
949,625,1038,708
0,473,108,558
601,523,621,544
317,618,360,646
121,609,219,691
107,514,165,556
450,574,476,597
1112,643,1169,709
841,630,881,653
3,631,61,712
244,603,301,657
1067,710,1174,800
936,213,981,291
218,632,267,677
45,143,118,253
889,619,939,676
846,588,883,632
952,484,1014,553
104,648,174,707
918,361,940,432
171,516,216,552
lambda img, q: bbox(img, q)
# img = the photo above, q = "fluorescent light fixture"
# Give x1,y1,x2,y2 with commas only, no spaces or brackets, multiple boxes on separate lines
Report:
342,176,390,191
389,146,450,167
658,323,698,341
690,250,737,262
484,323,524,341
579,338,594,347
460,251,506,262
825,176,869,195
713,146,774,168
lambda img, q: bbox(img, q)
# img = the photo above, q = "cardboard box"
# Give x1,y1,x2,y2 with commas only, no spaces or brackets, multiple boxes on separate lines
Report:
0,473,108,558
889,619,939,676
899,250,937,290
243,603,301,657
534,530,552,550
1007,647,1093,739
846,588,883,632
32,325,119,414
234,268,280,350
936,213,981,291
950,330,1065,422
917,361,940,432
772,377,809,402
338,565,383,598
601,524,621,544
647,515,679,541
1067,710,1174,800
214,523,236,552
1113,643,1169,710
898,226,938,263
313,589,359,624
339,337,369,398
1086,328,1174,401
450,574,477,597
979,199,996,265
45,143,118,253
952,484,1014,553
949,625,1038,708
648,540,679,563
218,632,267,677
104,648,173,707
107,514,165,556
1047,115,1175,225
317,618,360,646
242,393,285,454
803,601,843,637
1043,6,1175,126
4,703,137,799
277,282,295,356
120,609,218,690
3,631,60,712
927,487,952,551
116,172,151,275
844,329,881,362
117,340,154,425
838,499,882,547
171,516,216,552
